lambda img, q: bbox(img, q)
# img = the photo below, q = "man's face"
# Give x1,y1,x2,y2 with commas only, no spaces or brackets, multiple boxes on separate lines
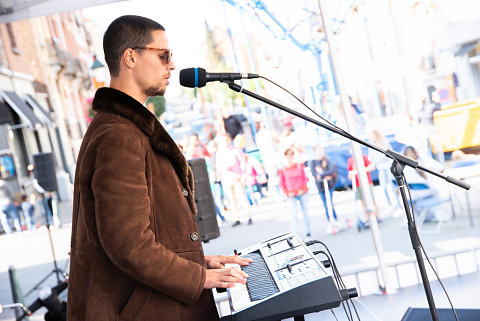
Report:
221,108,230,118
189,135,200,146
134,30,175,97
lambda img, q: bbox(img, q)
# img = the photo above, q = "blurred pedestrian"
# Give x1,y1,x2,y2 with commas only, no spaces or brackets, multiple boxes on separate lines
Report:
216,134,252,226
244,153,265,206
416,92,444,163
0,178,21,234
278,148,311,237
20,194,36,233
278,128,304,163
22,164,59,228
310,145,339,233
205,138,227,224
403,145,447,221
186,133,210,159
350,95,365,130
221,107,243,140
255,119,280,198
369,129,400,212
207,139,228,212
347,150,380,230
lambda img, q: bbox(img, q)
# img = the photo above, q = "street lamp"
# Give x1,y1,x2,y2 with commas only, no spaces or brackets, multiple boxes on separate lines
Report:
91,55,106,89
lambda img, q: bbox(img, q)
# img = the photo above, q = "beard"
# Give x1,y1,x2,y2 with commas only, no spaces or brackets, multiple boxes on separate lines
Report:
145,85,165,97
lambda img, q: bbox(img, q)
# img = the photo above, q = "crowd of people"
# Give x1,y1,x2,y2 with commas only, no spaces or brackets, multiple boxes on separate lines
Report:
177,110,346,235
0,166,59,236
176,102,463,237
0,110,458,239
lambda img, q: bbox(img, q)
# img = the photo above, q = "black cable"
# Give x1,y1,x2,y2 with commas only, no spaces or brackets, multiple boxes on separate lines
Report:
313,249,353,321
259,75,349,137
310,243,361,321
330,308,340,321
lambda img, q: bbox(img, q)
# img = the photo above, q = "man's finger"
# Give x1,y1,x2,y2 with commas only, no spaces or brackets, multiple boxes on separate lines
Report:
207,260,224,269
225,267,248,281
222,255,253,265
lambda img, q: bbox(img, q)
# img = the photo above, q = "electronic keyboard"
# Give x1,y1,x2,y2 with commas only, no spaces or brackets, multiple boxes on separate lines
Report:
214,232,357,321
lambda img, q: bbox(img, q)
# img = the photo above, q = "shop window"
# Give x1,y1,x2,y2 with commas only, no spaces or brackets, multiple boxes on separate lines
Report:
0,153,16,179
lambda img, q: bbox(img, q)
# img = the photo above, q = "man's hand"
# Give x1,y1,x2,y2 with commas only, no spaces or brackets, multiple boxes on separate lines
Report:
204,267,248,289
205,255,252,269
203,255,253,289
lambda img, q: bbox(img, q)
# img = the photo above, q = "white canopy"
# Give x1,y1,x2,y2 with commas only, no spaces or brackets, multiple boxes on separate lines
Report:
0,0,125,23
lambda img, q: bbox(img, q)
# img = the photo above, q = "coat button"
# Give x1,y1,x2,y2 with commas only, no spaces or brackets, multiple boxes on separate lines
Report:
190,232,199,242
183,188,189,197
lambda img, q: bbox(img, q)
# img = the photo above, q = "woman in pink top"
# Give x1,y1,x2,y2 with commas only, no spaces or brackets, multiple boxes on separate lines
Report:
278,148,311,237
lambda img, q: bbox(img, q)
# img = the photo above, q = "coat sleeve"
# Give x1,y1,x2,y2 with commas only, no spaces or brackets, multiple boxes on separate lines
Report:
310,160,318,178
278,168,287,194
321,159,336,178
91,128,205,305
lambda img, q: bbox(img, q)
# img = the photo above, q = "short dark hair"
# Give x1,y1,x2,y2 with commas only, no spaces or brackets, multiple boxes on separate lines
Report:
103,15,165,77
284,148,294,156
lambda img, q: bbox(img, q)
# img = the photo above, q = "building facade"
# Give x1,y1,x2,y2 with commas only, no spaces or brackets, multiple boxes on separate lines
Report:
0,10,96,207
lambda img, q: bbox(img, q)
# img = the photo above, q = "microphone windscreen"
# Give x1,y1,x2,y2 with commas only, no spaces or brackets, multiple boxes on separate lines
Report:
179,68,207,88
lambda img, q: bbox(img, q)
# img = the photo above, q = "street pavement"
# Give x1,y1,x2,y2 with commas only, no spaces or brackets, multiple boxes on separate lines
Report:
1,181,479,320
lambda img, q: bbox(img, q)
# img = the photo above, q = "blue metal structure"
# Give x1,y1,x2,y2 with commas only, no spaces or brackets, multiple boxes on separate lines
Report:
222,0,356,98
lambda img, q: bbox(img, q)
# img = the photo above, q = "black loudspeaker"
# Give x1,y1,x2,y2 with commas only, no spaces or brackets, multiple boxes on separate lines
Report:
188,158,220,242
33,152,58,192
402,308,480,321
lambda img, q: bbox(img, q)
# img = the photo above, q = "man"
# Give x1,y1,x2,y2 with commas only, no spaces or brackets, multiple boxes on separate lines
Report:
185,133,210,159
68,15,251,321
221,107,243,140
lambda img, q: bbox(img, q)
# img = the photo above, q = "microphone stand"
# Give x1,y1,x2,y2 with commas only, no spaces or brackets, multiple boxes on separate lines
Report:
223,80,470,321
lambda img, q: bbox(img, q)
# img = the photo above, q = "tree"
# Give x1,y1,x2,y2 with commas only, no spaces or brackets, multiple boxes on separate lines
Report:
146,96,165,117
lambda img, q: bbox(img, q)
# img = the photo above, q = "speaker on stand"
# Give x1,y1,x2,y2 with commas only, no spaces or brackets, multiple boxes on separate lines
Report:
33,152,62,283
33,152,58,193
187,158,220,242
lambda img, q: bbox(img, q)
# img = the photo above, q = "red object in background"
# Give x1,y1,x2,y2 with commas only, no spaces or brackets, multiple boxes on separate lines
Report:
282,115,294,128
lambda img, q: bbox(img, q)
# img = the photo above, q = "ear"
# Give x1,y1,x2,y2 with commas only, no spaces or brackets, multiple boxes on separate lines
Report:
123,48,137,70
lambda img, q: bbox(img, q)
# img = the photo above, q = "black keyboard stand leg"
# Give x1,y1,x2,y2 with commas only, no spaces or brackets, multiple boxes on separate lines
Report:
293,315,305,321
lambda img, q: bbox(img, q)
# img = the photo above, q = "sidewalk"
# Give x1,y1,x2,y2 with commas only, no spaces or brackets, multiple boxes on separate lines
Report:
0,184,479,320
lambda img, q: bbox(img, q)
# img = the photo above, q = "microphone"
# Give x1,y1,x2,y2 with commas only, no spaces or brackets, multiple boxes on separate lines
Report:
179,67,258,88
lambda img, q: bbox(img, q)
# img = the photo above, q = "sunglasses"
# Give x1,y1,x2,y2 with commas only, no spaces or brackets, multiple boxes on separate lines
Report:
132,47,173,64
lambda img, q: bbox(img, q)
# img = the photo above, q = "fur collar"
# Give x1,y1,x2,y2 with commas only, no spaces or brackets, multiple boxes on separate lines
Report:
92,87,197,215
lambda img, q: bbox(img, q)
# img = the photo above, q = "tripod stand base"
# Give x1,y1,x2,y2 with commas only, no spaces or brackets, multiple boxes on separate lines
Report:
402,307,480,321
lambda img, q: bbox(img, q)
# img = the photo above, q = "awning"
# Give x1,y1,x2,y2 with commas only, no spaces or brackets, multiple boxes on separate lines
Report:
0,91,42,129
469,55,480,65
0,101,14,125
25,94,55,126
455,42,477,57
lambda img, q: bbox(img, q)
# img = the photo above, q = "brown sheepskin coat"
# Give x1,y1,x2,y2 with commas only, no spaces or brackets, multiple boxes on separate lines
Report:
67,87,219,321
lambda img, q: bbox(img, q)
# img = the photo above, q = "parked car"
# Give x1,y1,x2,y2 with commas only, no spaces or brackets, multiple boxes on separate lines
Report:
321,134,406,190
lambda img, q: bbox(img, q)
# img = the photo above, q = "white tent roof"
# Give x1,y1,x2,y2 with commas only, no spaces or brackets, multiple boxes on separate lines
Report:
0,0,124,23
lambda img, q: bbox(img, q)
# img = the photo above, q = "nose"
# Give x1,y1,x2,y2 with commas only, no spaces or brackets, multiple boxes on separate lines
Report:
169,59,176,71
